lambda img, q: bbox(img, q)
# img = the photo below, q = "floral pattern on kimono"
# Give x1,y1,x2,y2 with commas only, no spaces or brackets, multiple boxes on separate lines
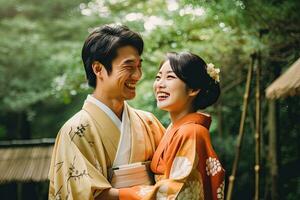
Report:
119,112,225,200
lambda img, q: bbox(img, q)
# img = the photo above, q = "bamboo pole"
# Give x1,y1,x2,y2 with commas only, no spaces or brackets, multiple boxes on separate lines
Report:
226,55,255,200
254,52,261,200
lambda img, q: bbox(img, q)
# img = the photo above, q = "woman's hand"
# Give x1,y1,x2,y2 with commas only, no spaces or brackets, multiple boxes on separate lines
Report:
95,188,119,200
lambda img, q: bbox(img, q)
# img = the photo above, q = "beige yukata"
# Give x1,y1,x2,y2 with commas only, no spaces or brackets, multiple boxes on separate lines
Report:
48,101,165,200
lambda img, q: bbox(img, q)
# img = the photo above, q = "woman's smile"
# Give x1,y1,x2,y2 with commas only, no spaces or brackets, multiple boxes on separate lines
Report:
156,91,170,102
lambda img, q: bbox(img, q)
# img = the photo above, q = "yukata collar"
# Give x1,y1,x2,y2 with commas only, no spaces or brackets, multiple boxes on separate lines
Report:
150,112,212,173
169,112,212,131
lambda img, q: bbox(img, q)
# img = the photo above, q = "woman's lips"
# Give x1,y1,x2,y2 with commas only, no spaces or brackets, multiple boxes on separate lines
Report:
156,91,170,101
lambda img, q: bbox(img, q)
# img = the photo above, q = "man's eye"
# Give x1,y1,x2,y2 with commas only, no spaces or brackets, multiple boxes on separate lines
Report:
126,65,141,70
124,65,134,70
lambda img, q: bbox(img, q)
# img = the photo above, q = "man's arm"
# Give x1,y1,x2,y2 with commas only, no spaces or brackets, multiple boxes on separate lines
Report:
49,112,112,200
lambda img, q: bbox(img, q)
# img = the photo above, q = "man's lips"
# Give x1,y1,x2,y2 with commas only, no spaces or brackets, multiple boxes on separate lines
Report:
156,91,170,101
125,82,137,90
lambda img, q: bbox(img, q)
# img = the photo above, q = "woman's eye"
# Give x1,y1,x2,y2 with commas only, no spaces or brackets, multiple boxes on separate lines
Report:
167,75,175,79
155,76,161,80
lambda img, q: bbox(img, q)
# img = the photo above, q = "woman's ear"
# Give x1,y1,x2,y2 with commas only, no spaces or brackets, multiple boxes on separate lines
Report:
92,61,104,78
188,88,200,97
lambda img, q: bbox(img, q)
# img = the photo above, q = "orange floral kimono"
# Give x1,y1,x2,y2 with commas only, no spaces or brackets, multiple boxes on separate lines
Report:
119,113,225,200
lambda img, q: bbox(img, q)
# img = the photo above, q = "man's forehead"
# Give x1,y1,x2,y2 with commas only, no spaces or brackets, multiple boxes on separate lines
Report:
114,55,142,65
114,46,141,64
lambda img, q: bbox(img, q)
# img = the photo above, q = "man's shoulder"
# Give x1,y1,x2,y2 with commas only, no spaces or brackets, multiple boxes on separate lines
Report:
131,108,164,128
132,108,155,120
60,109,91,132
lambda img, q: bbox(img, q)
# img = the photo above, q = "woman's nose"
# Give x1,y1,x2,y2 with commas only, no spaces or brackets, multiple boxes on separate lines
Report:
157,78,166,88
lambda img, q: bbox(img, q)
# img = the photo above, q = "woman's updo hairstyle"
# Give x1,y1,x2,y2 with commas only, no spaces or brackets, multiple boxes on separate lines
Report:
165,52,220,110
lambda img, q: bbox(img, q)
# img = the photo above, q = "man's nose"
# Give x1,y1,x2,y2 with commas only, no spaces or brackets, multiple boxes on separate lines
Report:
131,67,142,81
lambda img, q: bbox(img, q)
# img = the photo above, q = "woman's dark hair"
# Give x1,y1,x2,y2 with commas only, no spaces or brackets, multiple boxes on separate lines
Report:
82,24,144,88
164,52,220,110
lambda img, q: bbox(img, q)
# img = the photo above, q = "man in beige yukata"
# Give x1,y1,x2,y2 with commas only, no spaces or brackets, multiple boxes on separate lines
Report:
48,25,165,200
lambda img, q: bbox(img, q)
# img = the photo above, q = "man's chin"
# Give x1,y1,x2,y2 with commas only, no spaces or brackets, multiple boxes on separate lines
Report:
124,93,136,100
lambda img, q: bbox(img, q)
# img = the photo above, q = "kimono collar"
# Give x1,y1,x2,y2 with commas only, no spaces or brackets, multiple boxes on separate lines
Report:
171,112,212,131
150,112,211,173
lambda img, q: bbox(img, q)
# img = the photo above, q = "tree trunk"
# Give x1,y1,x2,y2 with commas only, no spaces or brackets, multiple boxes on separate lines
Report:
267,63,281,200
267,99,279,200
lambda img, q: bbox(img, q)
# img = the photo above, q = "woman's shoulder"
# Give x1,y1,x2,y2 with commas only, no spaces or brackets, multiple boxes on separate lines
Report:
175,122,210,139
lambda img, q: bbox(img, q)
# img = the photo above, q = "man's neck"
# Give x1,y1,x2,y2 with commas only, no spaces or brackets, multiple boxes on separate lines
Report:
92,92,124,120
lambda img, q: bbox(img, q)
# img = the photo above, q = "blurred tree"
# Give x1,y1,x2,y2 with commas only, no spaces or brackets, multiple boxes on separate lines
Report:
0,0,89,139
0,0,299,199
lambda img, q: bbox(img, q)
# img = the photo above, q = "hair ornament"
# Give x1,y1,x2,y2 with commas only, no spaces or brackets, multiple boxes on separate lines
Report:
206,63,220,83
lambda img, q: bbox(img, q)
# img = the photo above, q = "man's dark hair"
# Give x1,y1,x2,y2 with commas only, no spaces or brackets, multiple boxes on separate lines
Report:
82,24,144,88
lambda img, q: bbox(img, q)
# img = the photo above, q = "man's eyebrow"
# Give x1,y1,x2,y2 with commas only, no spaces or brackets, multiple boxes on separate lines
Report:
122,58,143,65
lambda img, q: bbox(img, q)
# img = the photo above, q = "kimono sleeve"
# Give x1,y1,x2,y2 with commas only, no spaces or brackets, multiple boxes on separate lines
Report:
147,113,165,147
48,119,111,200
136,110,165,147
195,125,225,200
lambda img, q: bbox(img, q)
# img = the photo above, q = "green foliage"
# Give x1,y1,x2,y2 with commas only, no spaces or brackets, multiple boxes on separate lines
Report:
0,125,6,139
0,0,299,199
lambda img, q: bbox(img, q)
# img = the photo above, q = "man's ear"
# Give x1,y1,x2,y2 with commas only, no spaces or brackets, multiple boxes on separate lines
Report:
92,61,104,78
188,88,200,97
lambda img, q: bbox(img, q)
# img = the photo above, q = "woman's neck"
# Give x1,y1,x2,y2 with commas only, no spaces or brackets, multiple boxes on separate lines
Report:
169,106,195,125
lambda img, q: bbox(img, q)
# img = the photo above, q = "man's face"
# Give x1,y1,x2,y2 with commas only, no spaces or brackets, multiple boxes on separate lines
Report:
101,45,142,101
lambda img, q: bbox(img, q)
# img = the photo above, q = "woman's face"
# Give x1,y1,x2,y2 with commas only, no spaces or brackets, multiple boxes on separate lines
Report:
153,60,194,112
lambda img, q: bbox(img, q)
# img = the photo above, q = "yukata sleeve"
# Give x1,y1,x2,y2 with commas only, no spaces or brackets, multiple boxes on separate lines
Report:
148,113,165,146
48,121,111,200
135,110,165,147
119,125,203,200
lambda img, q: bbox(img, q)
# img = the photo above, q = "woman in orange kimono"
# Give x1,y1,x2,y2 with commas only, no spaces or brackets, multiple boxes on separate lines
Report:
119,52,225,200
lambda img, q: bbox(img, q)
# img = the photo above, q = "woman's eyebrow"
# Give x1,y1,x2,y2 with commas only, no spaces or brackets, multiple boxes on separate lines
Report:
166,71,174,74
157,70,174,74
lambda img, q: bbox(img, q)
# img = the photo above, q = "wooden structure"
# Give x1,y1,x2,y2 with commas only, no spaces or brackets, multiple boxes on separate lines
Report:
0,138,54,183
264,57,300,199
266,58,300,99
227,53,300,200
